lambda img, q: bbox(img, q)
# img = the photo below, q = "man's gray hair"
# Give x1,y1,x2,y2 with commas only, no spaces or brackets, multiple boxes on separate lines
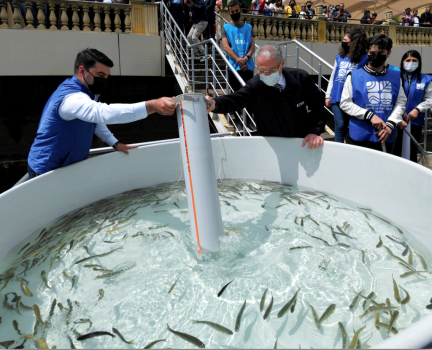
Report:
256,44,283,64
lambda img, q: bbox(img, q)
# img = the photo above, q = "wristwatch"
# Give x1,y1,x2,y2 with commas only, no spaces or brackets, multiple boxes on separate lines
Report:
246,54,250,59
112,142,119,150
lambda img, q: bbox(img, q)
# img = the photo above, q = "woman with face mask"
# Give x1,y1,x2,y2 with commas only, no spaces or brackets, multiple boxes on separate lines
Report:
325,28,368,143
393,50,432,161
274,0,284,17
284,0,301,18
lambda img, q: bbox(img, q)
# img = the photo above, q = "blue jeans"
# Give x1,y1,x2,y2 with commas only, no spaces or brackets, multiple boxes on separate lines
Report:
332,103,349,143
27,164,39,179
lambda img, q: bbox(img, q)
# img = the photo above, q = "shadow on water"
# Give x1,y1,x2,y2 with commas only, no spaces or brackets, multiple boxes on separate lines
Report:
275,312,289,339
289,305,309,336
243,310,258,343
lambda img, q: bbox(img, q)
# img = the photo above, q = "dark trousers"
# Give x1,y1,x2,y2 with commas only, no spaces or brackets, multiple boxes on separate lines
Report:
169,3,184,34
183,11,192,36
228,69,254,92
203,17,215,39
393,124,422,162
346,132,393,154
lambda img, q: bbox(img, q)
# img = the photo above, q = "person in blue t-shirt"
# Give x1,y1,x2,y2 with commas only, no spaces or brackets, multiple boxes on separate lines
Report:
393,50,432,162
340,34,407,153
325,28,368,143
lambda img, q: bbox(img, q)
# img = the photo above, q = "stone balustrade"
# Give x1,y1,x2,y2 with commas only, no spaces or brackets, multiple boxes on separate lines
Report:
326,21,388,42
0,0,158,34
396,25,432,46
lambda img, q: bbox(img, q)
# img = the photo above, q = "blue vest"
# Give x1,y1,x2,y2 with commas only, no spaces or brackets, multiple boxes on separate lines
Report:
223,23,254,72
349,68,401,142
331,54,368,103
403,73,432,126
28,76,97,174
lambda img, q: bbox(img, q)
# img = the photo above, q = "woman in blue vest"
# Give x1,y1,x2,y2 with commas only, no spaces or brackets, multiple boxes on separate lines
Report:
394,50,432,162
325,28,368,143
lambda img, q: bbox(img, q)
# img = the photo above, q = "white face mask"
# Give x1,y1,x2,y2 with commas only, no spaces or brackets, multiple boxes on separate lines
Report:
404,62,419,73
259,71,281,87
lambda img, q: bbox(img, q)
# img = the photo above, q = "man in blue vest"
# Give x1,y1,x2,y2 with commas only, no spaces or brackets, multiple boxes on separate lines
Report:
27,48,176,179
340,34,407,152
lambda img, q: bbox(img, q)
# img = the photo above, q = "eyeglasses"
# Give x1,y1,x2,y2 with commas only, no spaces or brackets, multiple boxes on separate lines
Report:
256,64,281,75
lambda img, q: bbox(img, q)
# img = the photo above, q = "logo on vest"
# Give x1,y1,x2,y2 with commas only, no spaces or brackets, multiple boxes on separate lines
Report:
234,34,246,58
297,101,305,107
416,83,425,90
336,61,358,82
366,81,392,105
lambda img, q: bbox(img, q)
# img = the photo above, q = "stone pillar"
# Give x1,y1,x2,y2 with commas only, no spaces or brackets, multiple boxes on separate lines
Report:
130,0,145,34
315,4,323,16
384,11,397,43
316,14,327,43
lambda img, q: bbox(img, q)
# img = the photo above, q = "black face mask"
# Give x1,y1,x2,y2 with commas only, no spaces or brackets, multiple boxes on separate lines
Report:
307,4,311,8
230,12,241,21
368,54,388,68
341,42,349,51
84,69,109,95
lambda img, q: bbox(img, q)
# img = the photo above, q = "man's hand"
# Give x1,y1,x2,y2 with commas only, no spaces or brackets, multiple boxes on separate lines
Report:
205,96,215,113
408,108,419,122
398,120,408,129
240,63,248,71
375,125,392,143
301,134,324,149
148,97,176,115
325,98,331,108
114,143,138,155
370,114,386,131
236,57,248,66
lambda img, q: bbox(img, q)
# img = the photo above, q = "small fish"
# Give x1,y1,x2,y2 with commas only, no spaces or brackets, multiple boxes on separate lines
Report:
392,275,401,304
75,246,123,264
408,248,413,265
112,327,133,344
107,226,124,233
13,320,21,335
48,299,57,318
306,302,320,330
217,280,234,297
278,288,301,318
67,336,76,349
144,339,166,349
0,341,15,348
318,304,336,327
300,217,304,226
338,322,349,349
415,251,428,270
376,236,383,248
34,338,49,349
291,297,297,313
362,292,375,310
83,246,91,255
308,235,330,246
337,243,350,249
20,280,33,297
13,340,27,349
366,222,375,232
426,304,432,310
264,295,274,320
63,271,77,289
349,325,366,349
402,245,409,256
98,289,104,302
290,246,313,250
376,322,398,334
260,288,268,312
77,331,116,341
388,310,399,335
168,273,181,294
18,243,31,255
349,290,363,311
360,305,398,318
400,286,410,305
191,320,233,335
167,324,205,348
32,304,44,324
400,270,428,278
40,270,51,289
235,300,247,332
335,226,357,240
84,264,105,268
326,204,330,210
274,338,278,349
361,250,366,265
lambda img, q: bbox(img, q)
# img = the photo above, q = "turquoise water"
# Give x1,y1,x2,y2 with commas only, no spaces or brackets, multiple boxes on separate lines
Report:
0,180,431,349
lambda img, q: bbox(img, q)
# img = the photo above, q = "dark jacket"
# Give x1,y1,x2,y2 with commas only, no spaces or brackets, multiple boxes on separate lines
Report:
205,0,216,20
213,67,326,138
420,12,432,25
190,0,207,23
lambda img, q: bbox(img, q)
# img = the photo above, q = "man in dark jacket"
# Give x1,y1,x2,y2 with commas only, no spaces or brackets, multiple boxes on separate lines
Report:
204,0,216,40
206,44,325,149
185,0,208,58
421,7,432,27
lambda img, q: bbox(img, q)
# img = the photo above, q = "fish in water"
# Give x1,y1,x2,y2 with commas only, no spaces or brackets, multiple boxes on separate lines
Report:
32,304,44,324
191,320,233,335
67,336,76,349
167,324,205,348
74,319,92,331
264,295,274,320
290,246,313,250
107,226,124,233
235,300,247,333
318,304,336,327
168,273,181,294
337,243,350,249
144,339,166,349
400,286,410,305
13,320,21,335
0,341,15,348
112,327,133,344
349,290,364,311
338,322,349,349
63,271,77,289
388,310,399,335
98,289,104,302
349,325,366,349
18,243,30,255
415,251,428,270
400,270,428,278
376,236,383,248
260,288,268,312
75,246,123,264
278,288,301,318
392,275,401,304
20,279,33,297
34,338,49,349
305,302,320,330
40,270,51,289
77,331,116,341
217,280,234,297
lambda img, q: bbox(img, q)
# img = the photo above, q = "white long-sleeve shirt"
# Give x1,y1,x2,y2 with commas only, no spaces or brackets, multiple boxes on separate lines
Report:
407,78,432,112
59,92,148,147
325,60,337,99
340,70,407,130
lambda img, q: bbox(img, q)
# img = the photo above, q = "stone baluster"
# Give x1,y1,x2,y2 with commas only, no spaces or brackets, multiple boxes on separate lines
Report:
306,22,311,41
82,4,90,31
329,24,335,42
412,28,418,45
301,22,306,41
427,30,431,45
419,29,424,45
0,0,8,28
93,5,101,32
313,22,318,42
48,2,57,30
270,18,276,39
103,6,111,32
407,28,412,45
277,20,283,39
252,18,258,37
114,6,121,33
289,21,295,39
60,2,68,30
25,1,34,29
36,1,45,29
423,29,429,45
334,24,340,42
265,18,270,39
12,0,21,28
282,20,288,39
71,3,79,31
295,21,301,39
124,7,130,33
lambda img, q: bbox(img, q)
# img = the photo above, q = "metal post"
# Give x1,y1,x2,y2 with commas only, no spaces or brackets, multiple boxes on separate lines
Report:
296,45,299,69
284,45,288,67
226,65,229,95
424,110,429,151
205,44,208,93
192,48,195,92
212,45,216,98
318,62,322,92
159,2,164,39
243,109,247,136
187,46,190,86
